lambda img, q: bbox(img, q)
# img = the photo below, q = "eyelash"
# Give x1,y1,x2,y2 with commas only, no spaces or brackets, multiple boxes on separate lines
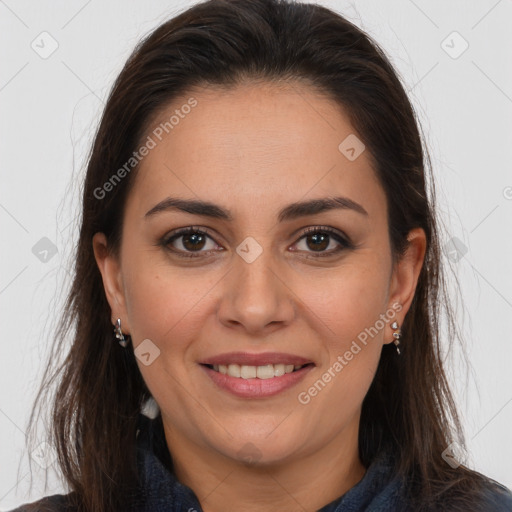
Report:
160,225,353,259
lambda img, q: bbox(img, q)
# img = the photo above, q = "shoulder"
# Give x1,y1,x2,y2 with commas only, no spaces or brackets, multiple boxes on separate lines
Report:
8,493,77,512
392,463,512,512
477,479,512,511
428,475,512,512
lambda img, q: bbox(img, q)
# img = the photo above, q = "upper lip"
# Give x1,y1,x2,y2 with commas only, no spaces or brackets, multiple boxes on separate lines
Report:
200,352,314,367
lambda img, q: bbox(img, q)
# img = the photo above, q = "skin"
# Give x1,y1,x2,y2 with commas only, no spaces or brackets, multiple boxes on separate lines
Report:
93,81,426,512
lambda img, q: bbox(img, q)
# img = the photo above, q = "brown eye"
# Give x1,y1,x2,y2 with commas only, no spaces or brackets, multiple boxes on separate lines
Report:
292,227,352,256
162,227,221,258
304,232,330,252
180,232,207,251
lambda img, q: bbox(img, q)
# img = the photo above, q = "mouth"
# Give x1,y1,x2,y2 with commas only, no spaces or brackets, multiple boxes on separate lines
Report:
198,352,315,398
201,362,314,379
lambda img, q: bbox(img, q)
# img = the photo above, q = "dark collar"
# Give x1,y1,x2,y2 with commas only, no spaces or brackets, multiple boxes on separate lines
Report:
134,413,403,512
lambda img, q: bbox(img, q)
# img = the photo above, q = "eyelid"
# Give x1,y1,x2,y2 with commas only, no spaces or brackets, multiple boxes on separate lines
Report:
291,225,353,256
164,225,216,240
161,226,221,250
298,225,351,244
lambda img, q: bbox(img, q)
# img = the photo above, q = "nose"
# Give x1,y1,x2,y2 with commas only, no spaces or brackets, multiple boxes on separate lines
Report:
217,246,296,336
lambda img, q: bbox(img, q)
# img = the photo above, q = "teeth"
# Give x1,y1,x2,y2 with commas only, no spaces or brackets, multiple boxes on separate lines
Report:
212,363,306,379
274,364,285,377
240,365,257,379
257,364,275,379
227,364,241,377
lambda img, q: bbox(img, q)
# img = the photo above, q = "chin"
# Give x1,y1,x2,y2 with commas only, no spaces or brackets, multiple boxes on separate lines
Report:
215,433,303,467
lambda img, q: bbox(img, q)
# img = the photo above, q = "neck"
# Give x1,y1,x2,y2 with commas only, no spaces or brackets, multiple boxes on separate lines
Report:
162,418,366,512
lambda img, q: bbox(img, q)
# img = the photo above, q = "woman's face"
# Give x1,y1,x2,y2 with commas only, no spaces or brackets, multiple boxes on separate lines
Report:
94,82,424,465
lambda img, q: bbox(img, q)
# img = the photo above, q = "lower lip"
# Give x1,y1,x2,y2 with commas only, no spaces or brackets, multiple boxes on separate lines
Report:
200,364,314,398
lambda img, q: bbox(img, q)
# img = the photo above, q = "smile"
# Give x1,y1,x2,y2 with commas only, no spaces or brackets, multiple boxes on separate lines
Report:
205,363,312,379
199,352,315,397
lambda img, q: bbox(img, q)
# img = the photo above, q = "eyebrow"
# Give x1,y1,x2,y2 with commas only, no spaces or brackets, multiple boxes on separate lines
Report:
144,195,368,221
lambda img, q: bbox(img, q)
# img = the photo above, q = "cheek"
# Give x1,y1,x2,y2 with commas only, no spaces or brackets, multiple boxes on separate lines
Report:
293,258,389,410
298,258,391,346
120,258,222,406
121,251,220,349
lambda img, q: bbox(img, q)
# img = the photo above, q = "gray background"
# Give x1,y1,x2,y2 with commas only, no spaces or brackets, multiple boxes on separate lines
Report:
1,0,511,509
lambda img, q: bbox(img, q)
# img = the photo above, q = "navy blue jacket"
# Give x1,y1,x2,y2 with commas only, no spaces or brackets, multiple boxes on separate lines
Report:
10,413,512,511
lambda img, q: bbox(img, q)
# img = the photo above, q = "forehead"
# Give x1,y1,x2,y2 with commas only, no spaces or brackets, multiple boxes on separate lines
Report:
128,81,385,220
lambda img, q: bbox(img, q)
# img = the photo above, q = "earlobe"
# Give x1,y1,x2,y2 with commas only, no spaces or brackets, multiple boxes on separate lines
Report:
92,232,130,332
387,227,427,327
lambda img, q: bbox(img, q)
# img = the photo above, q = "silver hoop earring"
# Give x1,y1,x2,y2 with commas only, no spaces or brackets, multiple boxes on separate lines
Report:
114,318,129,348
391,321,401,355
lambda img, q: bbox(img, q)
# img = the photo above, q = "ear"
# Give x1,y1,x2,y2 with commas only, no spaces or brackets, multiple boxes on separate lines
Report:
92,232,131,334
386,227,426,342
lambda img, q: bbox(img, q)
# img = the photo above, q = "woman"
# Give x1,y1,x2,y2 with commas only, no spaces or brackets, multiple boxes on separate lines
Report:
12,0,512,511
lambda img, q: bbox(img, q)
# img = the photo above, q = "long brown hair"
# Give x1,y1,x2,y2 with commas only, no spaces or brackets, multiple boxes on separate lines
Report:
24,0,501,510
